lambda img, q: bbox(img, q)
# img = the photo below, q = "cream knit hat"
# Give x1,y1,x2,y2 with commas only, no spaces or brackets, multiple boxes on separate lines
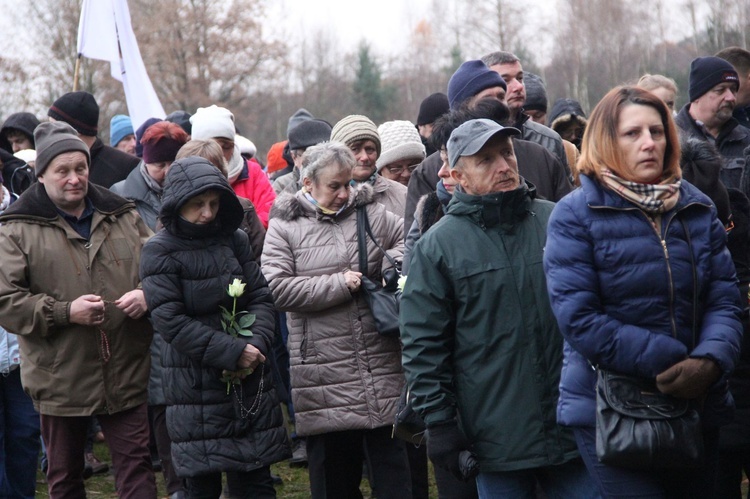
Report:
190,105,235,140
375,120,426,171
330,115,381,156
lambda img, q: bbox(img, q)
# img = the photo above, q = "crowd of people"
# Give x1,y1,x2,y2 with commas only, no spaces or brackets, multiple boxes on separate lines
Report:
0,45,749,499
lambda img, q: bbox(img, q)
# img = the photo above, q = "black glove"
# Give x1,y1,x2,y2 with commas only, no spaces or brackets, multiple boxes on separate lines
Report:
656,357,721,399
427,421,470,480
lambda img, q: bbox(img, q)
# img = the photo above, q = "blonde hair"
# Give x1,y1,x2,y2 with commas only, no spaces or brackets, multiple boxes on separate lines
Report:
637,74,678,94
578,86,681,182
176,140,228,178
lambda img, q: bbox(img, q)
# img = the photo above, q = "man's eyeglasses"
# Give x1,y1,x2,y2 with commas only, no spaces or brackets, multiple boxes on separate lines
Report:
385,163,420,175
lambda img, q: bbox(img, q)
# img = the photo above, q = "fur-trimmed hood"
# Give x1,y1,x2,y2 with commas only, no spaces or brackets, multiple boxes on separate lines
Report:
548,98,588,131
270,182,375,222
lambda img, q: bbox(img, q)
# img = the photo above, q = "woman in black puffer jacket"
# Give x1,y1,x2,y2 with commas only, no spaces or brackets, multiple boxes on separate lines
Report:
140,156,289,498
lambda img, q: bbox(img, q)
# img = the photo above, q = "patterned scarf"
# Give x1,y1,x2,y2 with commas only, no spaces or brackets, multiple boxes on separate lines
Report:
601,169,681,214
301,186,346,216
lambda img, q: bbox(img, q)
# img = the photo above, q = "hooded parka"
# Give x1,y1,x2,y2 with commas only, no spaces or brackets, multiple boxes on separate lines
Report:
140,157,289,477
261,185,405,436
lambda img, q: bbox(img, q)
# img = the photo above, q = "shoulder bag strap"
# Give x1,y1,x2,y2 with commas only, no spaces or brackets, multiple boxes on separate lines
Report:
357,206,369,275
361,205,399,271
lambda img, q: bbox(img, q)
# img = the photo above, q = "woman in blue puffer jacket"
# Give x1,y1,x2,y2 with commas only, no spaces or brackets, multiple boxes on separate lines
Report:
543,86,743,498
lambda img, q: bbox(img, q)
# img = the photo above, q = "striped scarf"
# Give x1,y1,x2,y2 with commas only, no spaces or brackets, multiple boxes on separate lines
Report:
601,170,681,214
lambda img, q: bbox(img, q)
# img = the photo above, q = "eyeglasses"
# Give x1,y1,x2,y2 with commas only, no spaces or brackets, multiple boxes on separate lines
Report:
385,163,420,175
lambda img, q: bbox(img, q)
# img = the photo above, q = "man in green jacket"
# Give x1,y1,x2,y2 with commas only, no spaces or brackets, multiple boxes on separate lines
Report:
400,119,596,497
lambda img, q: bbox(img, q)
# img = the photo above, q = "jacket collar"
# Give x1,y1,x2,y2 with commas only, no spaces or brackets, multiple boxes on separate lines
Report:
0,181,134,222
676,103,743,144
270,183,375,223
447,180,536,230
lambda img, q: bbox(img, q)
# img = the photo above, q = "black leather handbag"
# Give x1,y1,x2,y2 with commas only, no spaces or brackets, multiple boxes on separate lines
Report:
595,370,703,468
595,219,704,469
356,206,402,338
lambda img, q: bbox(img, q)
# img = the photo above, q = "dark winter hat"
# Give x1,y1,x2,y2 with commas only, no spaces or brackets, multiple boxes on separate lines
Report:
288,119,332,150
165,110,192,135
688,56,739,102
47,91,99,136
331,115,381,156
417,93,450,126
0,112,41,152
523,73,548,112
448,60,507,111
447,118,519,169
34,121,91,176
287,108,314,136
134,117,161,158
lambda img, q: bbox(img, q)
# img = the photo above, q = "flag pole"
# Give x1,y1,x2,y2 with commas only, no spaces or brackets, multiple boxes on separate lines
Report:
73,53,82,91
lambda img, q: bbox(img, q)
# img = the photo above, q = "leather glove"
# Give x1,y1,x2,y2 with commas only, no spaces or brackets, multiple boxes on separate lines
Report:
426,421,470,481
656,357,721,399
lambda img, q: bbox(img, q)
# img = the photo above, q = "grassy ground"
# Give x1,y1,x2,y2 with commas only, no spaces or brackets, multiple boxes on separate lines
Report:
33,442,378,498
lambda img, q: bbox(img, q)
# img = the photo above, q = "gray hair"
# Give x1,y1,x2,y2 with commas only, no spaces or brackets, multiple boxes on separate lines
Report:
481,51,520,68
301,141,356,183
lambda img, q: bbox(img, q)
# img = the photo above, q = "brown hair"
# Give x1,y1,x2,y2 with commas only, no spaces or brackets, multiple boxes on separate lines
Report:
176,139,228,178
577,86,681,182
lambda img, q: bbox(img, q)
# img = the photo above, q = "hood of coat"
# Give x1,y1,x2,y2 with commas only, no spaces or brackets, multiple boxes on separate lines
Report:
447,179,537,229
0,112,40,153
159,156,243,236
548,98,588,131
270,182,375,223
680,137,731,225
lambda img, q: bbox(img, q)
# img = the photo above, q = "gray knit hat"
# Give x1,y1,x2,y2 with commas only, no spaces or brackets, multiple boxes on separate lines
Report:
34,121,91,176
287,108,314,136
523,73,548,113
288,119,332,150
331,115,381,156
376,120,425,171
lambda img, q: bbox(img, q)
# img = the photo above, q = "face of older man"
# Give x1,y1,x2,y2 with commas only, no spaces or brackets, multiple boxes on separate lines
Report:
450,134,520,196
690,81,737,130
39,151,89,216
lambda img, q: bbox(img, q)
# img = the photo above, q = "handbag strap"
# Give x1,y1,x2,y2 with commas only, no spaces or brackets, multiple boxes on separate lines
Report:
357,206,369,275
357,205,400,273
679,218,698,350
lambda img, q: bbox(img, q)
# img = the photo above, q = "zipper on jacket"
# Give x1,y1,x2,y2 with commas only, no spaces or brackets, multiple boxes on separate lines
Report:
589,201,706,340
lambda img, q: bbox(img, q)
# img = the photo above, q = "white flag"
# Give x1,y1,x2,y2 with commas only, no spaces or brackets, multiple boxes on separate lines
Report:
77,0,165,131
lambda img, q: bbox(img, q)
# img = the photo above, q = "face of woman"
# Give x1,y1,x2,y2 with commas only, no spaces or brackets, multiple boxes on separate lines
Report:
306,164,352,211
438,148,457,194
145,161,171,186
616,104,667,184
649,86,676,113
179,190,221,224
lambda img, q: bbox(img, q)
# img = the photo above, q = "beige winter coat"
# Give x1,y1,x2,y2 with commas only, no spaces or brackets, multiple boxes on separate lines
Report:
262,184,404,436
372,175,407,217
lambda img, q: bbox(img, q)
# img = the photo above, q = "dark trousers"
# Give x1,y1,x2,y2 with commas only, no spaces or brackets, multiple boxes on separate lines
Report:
41,402,156,499
0,368,40,499
574,426,719,499
405,444,429,499
307,426,412,499
185,467,275,499
151,404,184,495
434,464,478,499
714,447,750,499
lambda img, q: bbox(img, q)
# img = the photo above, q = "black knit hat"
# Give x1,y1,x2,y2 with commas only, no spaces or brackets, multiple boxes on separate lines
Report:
447,60,507,111
165,110,192,135
417,93,450,126
688,56,739,102
288,119,332,150
48,91,99,136
34,121,91,176
523,73,548,112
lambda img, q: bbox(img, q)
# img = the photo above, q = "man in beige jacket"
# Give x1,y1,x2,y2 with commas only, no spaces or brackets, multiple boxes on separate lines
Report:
0,121,156,498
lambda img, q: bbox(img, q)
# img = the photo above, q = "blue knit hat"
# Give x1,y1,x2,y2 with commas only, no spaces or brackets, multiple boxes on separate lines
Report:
110,114,134,147
688,56,739,102
447,60,507,111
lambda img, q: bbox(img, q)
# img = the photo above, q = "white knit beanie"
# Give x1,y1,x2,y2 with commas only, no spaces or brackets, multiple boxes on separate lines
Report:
189,105,235,140
375,120,426,171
